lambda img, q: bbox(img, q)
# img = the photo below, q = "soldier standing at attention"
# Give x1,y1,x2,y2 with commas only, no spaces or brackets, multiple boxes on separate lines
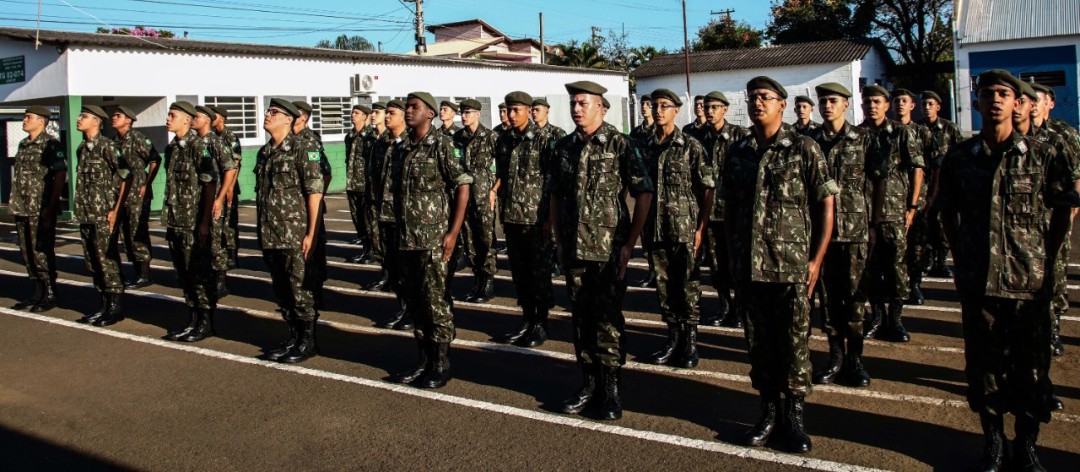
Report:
494,92,556,347
158,102,219,342
453,99,499,304
548,81,654,421
629,93,655,145
111,106,160,290
210,105,243,270
194,106,239,300
495,103,510,135
255,98,325,363
807,83,873,388
364,102,394,290
918,91,962,279
699,91,751,327
386,92,472,389
371,100,413,329
363,102,388,266
892,88,935,306
681,95,707,141
859,85,924,342
74,105,132,326
532,96,569,279
640,88,713,369
723,77,838,453
10,106,66,313
791,95,820,136
438,100,460,137
291,101,331,309
939,69,1078,471
345,104,374,263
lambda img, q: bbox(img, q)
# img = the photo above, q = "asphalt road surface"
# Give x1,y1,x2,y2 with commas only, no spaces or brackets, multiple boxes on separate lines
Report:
1,194,1078,471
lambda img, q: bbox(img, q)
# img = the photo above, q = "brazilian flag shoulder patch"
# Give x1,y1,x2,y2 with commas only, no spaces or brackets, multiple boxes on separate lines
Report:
307,151,320,162
453,147,463,159
202,148,211,158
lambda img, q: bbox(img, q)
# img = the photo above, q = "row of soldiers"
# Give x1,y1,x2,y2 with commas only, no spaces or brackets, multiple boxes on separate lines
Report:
8,71,1079,466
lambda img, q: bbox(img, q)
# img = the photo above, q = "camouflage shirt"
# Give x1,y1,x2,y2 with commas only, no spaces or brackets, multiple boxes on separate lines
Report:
1029,123,1080,178
700,122,752,222
74,134,131,224
116,129,161,200
809,122,873,243
641,128,713,247
254,134,324,250
681,121,707,142
629,122,655,146
9,132,66,217
453,124,498,207
1044,119,1080,170
906,120,934,209
161,131,216,230
344,127,373,192
391,127,473,251
938,133,1080,300
438,123,461,138
296,127,332,182
720,124,840,284
918,117,963,168
859,118,925,222
792,120,821,136
370,129,404,223
200,131,238,194
547,122,654,262
496,122,555,226
216,126,243,184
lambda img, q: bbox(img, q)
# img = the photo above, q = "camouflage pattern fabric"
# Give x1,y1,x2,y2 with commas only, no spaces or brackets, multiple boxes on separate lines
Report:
369,129,403,265
504,223,554,310
253,134,324,250
496,122,554,226
379,222,403,294
15,216,57,282
866,221,910,302
792,120,820,136
649,243,701,325
438,123,461,138
161,132,215,231
262,249,318,321
919,117,963,253
859,118,925,223
391,128,473,251
739,281,812,396
80,223,124,294
700,122,751,223
454,124,498,276
166,227,215,309
820,242,868,338
296,128,331,286
10,132,65,281
640,128,713,246
74,134,130,225
903,121,935,278
809,122,873,243
400,249,455,343
345,127,372,193
1030,122,1080,316
565,259,628,367
216,126,243,257
201,132,237,272
681,121,707,142
629,122,654,146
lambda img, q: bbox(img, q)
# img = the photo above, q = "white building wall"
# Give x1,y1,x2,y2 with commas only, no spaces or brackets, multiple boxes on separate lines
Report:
0,39,69,102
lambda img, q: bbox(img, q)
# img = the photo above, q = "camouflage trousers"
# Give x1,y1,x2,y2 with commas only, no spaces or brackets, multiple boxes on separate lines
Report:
705,221,733,295
15,215,57,282
960,294,1055,423
119,189,153,263
648,242,701,325
504,223,553,310
80,223,124,295
819,242,869,338
210,214,229,272
309,205,328,285
926,206,949,252
400,249,456,343
905,209,930,277
566,258,628,367
166,227,215,310
378,222,402,294
224,193,240,255
348,190,379,252
263,248,318,321
866,222,910,303
462,199,497,277
739,281,812,396
1053,233,1072,316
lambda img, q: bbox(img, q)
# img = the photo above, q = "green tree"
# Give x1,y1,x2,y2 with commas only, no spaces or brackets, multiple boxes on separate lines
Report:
315,34,374,51
548,40,607,69
852,0,952,65
692,17,763,51
766,0,870,44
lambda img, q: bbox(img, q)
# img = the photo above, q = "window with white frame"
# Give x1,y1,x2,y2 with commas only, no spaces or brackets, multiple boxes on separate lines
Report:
311,96,351,135
203,96,259,139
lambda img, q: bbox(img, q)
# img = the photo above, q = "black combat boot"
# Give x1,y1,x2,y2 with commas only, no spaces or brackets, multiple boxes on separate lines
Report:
744,392,780,447
812,335,845,385
124,262,153,289
721,300,744,329
863,304,885,339
928,248,952,277
179,307,215,343
907,270,925,305
216,271,229,299
634,269,657,288
365,271,390,292
501,306,533,344
388,338,430,384
30,279,57,312
840,336,871,387
165,307,200,341
647,323,680,365
416,341,452,388
598,365,622,420
882,300,910,342
227,248,238,270
467,274,495,303
77,293,108,324
92,293,125,327
1013,416,1046,472
264,315,300,361
456,276,480,302
974,412,1005,472
784,395,812,453
377,297,407,329
559,364,597,414
1051,311,1064,356
1050,395,1064,411
391,307,414,330
13,279,44,310
515,307,548,348
279,317,318,363
701,291,729,327
313,286,325,311
676,324,699,368
346,246,369,264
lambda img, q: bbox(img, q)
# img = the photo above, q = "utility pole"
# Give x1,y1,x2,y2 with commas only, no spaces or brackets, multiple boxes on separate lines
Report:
710,8,735,21
539,12,545,64
405,0,426,55
591,26,602,46
681,0,691,99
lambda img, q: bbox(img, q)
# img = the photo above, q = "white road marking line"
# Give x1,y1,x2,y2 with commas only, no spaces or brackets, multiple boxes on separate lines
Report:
0,307,893,471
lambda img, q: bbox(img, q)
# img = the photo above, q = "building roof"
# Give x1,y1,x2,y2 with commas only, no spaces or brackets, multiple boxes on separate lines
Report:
411,37,505,58
957,0,1080,44
426,18,507,38
631,39,888,79
0,26,624,76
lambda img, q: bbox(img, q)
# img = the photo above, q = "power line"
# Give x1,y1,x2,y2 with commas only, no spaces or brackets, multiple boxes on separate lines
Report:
0,0,394,27
120,0,409,24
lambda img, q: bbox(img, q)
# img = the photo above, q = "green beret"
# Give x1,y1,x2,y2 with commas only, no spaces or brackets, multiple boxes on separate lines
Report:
504,91,534,107
371,101,387,111
292,101,313,115
407,92,437,112
81,105,108,121
532,97,550,108
650,88,682,107
746,76,788,99
815,82,851,98
1018,81,1038,101
920,91,942,103
1029,82,1052,97
114,105,138,121
861,84,890,99
693,95,704,101
209,105,228,119
352,104,372,114
386,99,405,112
974,69,1022,94
601,96,610,108
269,98,301,118
641,93,652,100
498,102,507,110
440,100,459,113
25,105,52,119
169,101,197,118
459,99,482,111
195,105,217,122
794,95,813,105
565,80,607,97
703,91,729,106
891,88,916,99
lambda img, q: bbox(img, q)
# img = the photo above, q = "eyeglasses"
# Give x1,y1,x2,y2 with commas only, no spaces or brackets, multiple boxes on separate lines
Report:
655,104,679,111
77,113,94,119
265,108,285,117
745,94,782,104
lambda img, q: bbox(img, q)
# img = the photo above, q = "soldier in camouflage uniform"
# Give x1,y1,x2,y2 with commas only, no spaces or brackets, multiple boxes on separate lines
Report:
73,105,132,327
255,98,325,364
548,81,654,421
110,106,161,290
723,77,838,453
918,91,963,279
629,93,655,146
639,88,713,370
363,102,388,268
371,100,413,329
345,104,375,263
210,105,244,270
194,106,239,301
681,95,707,141
791,95,820,136
10,106,66,313
699,91,751,327
807,83,873,388
858,85,924,343
494,103,510,135
292,101,332,310
453,99,499,304
892,88,935,306
939,69,1079,471
157,102,219,342
364,102,394,288
438,100,461,138
532,97,569,279
386,92,473,389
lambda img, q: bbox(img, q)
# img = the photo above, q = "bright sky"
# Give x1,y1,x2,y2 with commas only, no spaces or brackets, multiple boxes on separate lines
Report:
0,0,772,54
